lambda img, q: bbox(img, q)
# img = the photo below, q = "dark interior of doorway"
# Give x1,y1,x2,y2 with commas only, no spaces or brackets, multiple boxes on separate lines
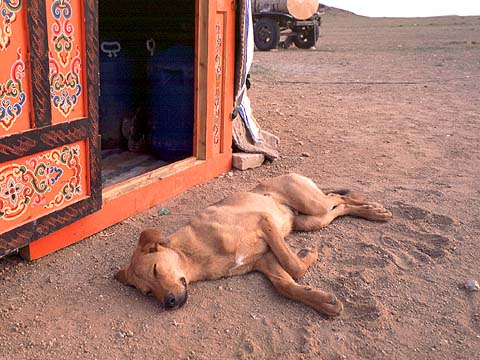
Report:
98,0,195,188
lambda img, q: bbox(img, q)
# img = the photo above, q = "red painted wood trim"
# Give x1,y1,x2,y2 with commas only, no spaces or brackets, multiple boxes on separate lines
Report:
21,154,232,260
0,118,89,162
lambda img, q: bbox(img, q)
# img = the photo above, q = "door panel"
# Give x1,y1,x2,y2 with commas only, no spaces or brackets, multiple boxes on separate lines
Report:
0,140,89,233
0,0,101,257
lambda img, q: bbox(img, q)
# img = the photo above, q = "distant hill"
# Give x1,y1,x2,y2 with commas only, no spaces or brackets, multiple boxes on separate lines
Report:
320,5,362,17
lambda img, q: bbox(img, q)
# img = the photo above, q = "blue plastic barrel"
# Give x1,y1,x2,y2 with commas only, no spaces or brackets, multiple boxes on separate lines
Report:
147,45,194,161
99,40,134,149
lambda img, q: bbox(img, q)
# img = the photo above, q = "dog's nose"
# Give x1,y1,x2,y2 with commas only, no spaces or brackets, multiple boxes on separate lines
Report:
165,293,177,309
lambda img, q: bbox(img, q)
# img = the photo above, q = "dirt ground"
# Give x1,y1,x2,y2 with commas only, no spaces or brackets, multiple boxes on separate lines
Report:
1,8,480,360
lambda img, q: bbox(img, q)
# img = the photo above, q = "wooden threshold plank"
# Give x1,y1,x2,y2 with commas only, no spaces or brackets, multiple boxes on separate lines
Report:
102,157,199,201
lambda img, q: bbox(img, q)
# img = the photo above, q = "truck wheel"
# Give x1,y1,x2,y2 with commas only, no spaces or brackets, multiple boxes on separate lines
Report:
294,25,318,49
254,18,280,51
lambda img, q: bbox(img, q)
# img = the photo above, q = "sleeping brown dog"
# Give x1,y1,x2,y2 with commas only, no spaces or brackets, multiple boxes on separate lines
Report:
115,173,392,316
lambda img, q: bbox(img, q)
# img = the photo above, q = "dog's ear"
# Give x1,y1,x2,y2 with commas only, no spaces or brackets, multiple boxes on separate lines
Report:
137,229,169,253
114,269,130,285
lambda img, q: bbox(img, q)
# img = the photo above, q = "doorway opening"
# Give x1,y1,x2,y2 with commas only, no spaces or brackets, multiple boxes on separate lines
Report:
98,0,196,188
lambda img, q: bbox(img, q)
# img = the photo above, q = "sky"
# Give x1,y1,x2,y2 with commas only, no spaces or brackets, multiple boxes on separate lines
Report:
322,0,480,17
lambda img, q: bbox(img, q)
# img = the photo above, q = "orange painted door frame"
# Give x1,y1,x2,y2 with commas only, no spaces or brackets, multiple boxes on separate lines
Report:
206,0,235,159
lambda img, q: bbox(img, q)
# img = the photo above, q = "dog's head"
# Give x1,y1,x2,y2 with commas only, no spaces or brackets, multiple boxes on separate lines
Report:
115,229,188,310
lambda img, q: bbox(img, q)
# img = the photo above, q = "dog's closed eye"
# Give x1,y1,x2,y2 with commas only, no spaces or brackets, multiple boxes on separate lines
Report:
153,264,158,279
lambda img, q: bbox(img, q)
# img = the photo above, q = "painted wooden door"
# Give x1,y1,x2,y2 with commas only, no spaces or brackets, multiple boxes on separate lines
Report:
0,0,100,257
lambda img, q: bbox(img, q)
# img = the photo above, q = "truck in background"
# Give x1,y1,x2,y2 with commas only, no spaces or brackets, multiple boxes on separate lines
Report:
253,0,324,50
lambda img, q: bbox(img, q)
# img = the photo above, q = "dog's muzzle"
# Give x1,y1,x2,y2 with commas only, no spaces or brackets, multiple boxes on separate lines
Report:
164,291,188,310
164,278,188,310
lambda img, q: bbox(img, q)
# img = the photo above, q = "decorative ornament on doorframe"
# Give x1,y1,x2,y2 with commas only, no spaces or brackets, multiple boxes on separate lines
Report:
48,0,82,118
49,46,82,118
213,22,223,147
50,0,74,67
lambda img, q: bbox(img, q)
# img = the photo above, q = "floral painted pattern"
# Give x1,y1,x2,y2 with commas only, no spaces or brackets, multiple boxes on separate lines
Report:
48,0,82,118
0,144,83,221
0,47,26,130
0,0,22,51
49,47,82,117
50,0,74,66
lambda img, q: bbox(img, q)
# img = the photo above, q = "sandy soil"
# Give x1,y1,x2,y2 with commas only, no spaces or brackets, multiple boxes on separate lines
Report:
1,8,480,360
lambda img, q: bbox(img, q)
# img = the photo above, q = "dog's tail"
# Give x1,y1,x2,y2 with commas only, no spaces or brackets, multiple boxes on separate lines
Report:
326,189,351,196
326,189,366,201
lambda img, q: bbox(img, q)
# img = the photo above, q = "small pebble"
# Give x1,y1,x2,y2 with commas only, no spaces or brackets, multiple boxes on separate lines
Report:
465,279,480,292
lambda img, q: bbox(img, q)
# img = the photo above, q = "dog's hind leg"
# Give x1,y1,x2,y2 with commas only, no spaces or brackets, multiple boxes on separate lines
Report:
256,174,391,221
259,214,317,280
254,252,343,317
326,190,385,209
294,203,392,231
255,173,335,216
